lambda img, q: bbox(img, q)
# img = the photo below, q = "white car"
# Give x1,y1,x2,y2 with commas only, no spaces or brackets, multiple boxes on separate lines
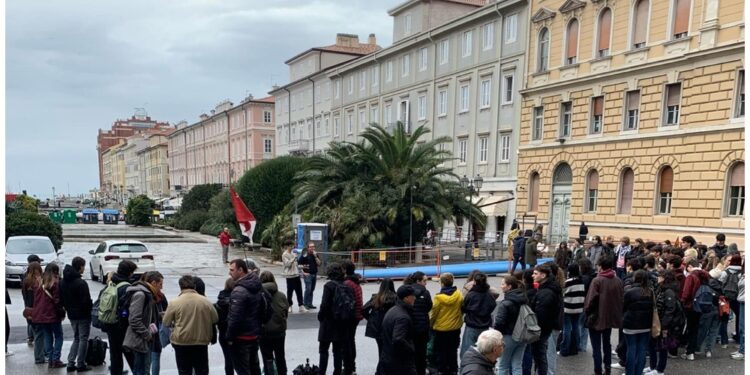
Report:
5,236,64,284
88,240,156,283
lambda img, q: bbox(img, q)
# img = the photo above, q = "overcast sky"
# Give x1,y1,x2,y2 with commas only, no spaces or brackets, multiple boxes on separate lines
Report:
6,0,402,199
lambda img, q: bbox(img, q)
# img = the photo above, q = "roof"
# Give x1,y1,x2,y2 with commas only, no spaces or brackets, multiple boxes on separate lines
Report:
101,209,120,215
284,42,381,64
82,208,100,214
388,0,485,15
251,96,275,104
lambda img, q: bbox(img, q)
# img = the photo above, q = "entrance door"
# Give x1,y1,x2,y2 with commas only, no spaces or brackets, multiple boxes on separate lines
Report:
549,163,573,244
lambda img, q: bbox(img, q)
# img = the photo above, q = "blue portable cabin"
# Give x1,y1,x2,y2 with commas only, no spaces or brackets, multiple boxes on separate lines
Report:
102,209,119,224
82,208,100,224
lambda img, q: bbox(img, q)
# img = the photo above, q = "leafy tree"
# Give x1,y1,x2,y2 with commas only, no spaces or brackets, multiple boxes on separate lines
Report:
126,195,155,226
175,210,211,232
235,156,306,244
294,122,485,250
6,211,64,250
260,210,295,260
5,195,39,215
200,190,240,237
179,184,223,213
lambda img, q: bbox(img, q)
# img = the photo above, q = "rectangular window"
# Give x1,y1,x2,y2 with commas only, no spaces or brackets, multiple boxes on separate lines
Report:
500,134,510,162
502,74,514,104
532,106,544,141
672,0,690,39
264,139,272,154
459,84,470,113
404,14,412,34
504,14,517,43
402,54,410,77
324,116,329,135
729,186,745,216
478,136,488,162
458,139,467,163
462,31,473,57
334,80,341,98
480,79,491,108
370,106,378,125
372,66,379,87
386,61,393,82
348,76,354,94
347,112,353,134
735,70,745,118
659,193,673,214
419,48,428,71
263,111,272,123
334,117,340,136
590,96,604,134
385,104,392,124
560,102,572,138
440,39,449,65
625,90,640,130
359,110,366,128
438,90,448,116
483,22,494,50
418,95,427,120
316,119,321,136
587,189,598,212
664,83,682,125
360,71,366,91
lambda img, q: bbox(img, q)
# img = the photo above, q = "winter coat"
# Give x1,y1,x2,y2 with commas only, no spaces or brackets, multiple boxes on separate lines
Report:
123,282,158,353
532,278,563,332
680,269,711,310
363,293,396,339
584,269,624,331
215,289,232,340
219,231,231,246
579,224,588,237
226,272,264,341
380,300,416,375
345,275,364,321
588,244,607,267
459,346,496,375
525,239,539,266
430,286,464,332
411,283,432,333
281,251,301,278
318,276,348,342
31,281,63,324
22,278,38,310
738,274,745,302
60,264,93,320
563,277,585,314
298,251,320,275
709,243,728,259
462,284,497,329
163,289,218,346
656,283,684,335
622,286,654,331
261,281,289,339
513,236,527,257
493,288,527,335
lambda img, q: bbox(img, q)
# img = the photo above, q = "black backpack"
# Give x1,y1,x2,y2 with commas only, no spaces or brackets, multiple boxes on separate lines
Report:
722,270,741,301
86,336,108,366
293,358,320,375
332,282,356,321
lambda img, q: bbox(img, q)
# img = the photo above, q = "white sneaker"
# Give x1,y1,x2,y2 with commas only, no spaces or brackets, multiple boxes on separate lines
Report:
731,351,740,355
705,351,712,358
644,371,658,375
731,353,744,360
643,367,652,373
299,305,308,313
288,306,293,313
611,363,625,369
681,353,695,361
5,351,14,357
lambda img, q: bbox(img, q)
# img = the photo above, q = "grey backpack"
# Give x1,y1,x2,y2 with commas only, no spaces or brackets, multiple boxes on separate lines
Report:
512,304,542,344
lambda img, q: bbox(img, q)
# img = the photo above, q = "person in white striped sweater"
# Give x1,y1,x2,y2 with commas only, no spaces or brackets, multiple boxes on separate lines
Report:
559,264,586,357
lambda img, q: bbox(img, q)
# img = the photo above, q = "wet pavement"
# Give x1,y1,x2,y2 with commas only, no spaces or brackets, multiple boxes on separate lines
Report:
5,225,746,374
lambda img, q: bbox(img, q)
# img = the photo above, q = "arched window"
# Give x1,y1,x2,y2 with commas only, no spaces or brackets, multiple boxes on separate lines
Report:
529,172,540,212
632,0,649,48
657,166,673,214
538,28,550,72
726,162,745,217
566,19,579,65
597,9,612,57
672,0,691,39
586,169,599,212
618,167,634,214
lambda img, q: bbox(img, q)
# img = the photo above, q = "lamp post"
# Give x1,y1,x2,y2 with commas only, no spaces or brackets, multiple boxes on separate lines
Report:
460,174,483,259
409,185,416,248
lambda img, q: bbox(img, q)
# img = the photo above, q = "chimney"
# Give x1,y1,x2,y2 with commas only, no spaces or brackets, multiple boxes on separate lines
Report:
368,33,377,45
336,33,359,47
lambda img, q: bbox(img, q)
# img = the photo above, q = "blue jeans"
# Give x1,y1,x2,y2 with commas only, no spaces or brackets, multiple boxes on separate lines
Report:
31,324,46,362
460,326,485,360
511,255,526,273
739,303,745,354
133,351,150,375
546,330,559,375
530,330,550,375
700,311,721,352
589,328,612,375
498,335,526,375
560,314,580,356
303,273,317,307
522,345,533,375
648,338,667,373
39,323,63,362
625,332,649,375
151,351,161,375
578,313,588,351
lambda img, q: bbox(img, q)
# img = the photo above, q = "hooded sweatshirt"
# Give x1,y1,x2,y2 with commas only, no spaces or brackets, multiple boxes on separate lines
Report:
60,264,92,320
584,269,624,331
681,269,711,309
123,282,158,353
430,286,464,331
459,346,496,375
493,288,527,335
462,283,497,329
261,281,289,338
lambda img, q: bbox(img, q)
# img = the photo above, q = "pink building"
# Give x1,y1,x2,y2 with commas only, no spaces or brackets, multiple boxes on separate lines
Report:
167,95,275,194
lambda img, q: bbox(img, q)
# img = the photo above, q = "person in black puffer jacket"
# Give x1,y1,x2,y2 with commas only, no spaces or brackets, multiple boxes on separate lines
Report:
60,258,93,371
405,272,433,375
494,276,528,375
647,270,683,375
363,278,398,373
622,270,654,375
530,265,562,375
460,272,498,360
512,235,528,273
317,263,347,375
215,278,235,375
380,285,418,375
259,271,289,375
227,259,266,375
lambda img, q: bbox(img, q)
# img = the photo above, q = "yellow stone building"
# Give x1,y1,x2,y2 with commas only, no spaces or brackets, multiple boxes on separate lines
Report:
516,0,745,247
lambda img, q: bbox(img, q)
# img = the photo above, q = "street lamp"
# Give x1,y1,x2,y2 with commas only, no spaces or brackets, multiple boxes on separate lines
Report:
409,185,417,248
460,174,483,259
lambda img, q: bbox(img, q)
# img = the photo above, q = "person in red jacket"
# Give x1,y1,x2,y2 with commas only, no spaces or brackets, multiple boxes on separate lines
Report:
218,227,232,264
342,260,363,375
32,264,66,369
679,259,711,360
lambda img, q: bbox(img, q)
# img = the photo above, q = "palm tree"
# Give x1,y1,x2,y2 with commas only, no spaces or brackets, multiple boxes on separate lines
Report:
293,122,485,250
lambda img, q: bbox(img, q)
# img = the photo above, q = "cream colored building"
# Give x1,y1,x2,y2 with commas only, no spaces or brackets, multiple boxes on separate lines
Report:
516,0,745,246
167,96,275,194
138,132,173,200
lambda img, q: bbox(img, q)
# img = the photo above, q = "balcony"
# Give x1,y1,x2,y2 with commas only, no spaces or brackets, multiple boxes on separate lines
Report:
288,139,310,155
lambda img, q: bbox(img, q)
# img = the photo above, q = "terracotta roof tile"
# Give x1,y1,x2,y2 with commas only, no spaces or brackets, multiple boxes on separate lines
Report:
444,0,486,6
254,96,275,103
316,43,381,55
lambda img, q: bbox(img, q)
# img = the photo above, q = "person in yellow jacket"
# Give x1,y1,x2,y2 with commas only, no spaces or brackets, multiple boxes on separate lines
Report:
430,272,464,375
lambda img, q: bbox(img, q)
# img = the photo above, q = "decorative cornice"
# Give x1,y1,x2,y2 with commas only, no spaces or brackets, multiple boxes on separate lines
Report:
559,0,586,14
531,7,556,23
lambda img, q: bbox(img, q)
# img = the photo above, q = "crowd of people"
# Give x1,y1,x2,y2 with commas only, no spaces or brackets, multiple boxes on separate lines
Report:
7,232,745,375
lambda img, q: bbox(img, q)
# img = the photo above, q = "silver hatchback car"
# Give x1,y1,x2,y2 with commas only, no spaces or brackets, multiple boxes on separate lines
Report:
5,236,64,284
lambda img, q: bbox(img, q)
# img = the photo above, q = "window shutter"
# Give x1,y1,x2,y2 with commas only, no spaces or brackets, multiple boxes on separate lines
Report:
598,9,612,51
673,0,690,36
588,170,599,190
633,0,649,45
621,169,634,214
731,162,745,187
530,173,540,211
593,97,604,115
567,20,579,59
666,84,681,106
660,167,673,193
627,91,640,110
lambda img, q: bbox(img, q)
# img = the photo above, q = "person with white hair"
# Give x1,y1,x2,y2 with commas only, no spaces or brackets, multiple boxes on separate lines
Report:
459,329,504,375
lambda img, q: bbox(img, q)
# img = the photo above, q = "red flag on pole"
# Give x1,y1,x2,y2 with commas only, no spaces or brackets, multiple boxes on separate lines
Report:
229,187,257,244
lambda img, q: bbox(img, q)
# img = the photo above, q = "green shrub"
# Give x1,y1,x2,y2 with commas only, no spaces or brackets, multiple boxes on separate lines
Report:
5,211,64,250
126,195,154,226
199,220,240,238
179,184,223,214
174,210,210,232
